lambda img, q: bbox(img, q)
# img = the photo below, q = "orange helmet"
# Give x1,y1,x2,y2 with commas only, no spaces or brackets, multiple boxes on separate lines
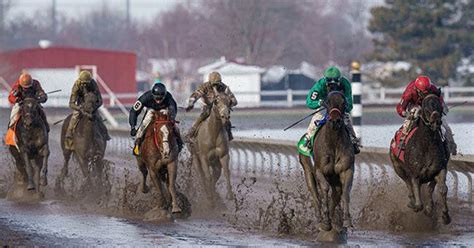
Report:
414,76,431,93
19,73,33,88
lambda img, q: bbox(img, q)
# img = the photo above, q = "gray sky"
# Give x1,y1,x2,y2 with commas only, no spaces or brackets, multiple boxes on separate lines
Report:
7,0,183,22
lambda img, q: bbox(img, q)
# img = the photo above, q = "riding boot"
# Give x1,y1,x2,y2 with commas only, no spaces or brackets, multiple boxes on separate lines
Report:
98,119,111,141
39,107,49,132
226,121,234,141
174,125,184,152
133,137,142,156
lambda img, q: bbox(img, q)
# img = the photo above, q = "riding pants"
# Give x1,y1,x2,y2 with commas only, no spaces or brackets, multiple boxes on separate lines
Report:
305,109,359,144
136,109,184,146
66,110,81,138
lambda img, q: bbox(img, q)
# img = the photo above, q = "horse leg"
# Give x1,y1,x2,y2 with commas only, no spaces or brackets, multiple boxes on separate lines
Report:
199,156,214,202
149,168,165,210
298,155,321,220
330,184,342,227
220,154,234,200
411,178,423,212
435,168,451,224
167,161,182,213
340,168,354,228
315,169,331,231
138,160,149,193
39,145,49,186
61,149,72,179
32,158,41,193
424,180,436,217
76,153,89,178
403,179,416,210
22,153,35,191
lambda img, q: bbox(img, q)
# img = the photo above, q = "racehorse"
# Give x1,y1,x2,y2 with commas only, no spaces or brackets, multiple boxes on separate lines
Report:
137,109,182,213
9,97,50,192
312,91,355,232
60,92,107,180
390,94,451,224
191,92,234,204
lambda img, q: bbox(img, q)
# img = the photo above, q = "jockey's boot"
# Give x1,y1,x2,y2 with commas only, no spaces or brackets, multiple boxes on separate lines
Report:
448,141,457,156
133,137,142,156
352,137,361,154
174,126,184,152
39,109,49,132
226,121,234,141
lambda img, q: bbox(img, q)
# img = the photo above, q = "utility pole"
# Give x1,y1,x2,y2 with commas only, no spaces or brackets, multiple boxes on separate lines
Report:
51,0,57,37
126,0,130,28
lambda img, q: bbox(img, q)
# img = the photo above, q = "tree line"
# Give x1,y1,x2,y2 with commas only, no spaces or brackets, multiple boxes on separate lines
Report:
0,0,472,86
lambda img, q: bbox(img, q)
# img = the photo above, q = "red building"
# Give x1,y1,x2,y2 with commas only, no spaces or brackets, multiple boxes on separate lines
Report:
0,46,136,94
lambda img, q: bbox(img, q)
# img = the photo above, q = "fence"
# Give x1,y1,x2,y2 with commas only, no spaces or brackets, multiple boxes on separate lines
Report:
107,131,473,207
2,87,473,109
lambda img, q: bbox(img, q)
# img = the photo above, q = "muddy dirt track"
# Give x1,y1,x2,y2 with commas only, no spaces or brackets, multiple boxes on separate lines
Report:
0,107,473,246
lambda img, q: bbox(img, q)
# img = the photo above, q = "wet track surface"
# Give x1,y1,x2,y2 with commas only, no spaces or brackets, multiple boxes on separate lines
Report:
0,108,473,246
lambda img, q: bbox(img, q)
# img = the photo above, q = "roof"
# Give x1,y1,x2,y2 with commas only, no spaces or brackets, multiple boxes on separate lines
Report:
2,46,136,57
197,56,264,75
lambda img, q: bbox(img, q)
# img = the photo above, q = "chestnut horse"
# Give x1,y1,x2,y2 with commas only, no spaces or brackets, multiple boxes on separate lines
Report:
137,109,182,213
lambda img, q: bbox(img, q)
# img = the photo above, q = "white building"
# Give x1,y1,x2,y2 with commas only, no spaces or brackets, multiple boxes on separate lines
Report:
197,57,265,107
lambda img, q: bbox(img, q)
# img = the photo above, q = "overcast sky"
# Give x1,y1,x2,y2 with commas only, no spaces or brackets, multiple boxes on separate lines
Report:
7,0,183,22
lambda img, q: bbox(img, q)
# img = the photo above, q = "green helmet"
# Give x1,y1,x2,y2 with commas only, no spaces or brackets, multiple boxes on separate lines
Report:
79,71,93,83
208,71,222,85
323,66,341,82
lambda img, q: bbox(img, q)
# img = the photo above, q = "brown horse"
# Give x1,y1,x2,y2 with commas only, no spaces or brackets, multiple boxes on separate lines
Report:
60,92,107,179
390,94,451,224
137,109,182,213
9,97,50,192
312,91,355,232
191,92,234,204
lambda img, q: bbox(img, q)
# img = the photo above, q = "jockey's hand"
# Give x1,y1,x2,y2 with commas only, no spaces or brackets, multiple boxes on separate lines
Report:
185,105,193,112
401,111,407,117
130,127,137,137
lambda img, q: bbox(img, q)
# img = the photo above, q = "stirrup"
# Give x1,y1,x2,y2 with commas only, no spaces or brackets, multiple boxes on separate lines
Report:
133,143,140,156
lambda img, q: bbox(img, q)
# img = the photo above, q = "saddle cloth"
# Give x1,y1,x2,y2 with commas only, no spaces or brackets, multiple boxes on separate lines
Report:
390,126,418,162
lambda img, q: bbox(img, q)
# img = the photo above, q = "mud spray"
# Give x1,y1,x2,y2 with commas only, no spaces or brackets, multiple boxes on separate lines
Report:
1,131,472,242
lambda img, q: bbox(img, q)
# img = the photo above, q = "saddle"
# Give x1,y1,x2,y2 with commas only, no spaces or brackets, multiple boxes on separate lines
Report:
297,114,328,156
390,126,418,162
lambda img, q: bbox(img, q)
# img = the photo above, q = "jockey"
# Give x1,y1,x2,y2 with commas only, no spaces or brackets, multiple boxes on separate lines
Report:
298,66,360,155
8,73,49,132
396,75,457,155
185,71,237,142
129,83,184,153
65,71,110,145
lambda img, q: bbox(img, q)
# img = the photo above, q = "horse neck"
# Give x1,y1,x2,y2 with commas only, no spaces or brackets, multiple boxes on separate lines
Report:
77,116,95,138
207,105,224,134
416,118,441,141
319,121,349,148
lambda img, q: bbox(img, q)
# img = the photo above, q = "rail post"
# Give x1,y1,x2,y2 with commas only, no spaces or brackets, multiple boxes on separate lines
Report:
350,61,362,139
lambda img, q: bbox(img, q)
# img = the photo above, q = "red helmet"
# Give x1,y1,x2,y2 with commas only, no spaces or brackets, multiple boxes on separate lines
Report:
414,76,431,93
19,73,33,88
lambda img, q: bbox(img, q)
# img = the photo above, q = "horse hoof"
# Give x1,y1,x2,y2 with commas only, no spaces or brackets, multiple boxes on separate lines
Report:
442,213,451,225
318,223,332,232
414,204,423,212
27,183,36,191
141,185,149,194
40,177,48,186
172,206,182,213
424,205,433,216
226,192,235,200
343,219,352,228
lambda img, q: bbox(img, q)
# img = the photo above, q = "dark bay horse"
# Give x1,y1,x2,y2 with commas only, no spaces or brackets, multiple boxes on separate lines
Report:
191,92,234,204
9,97,50,192
137,109,182,213
311,91,355,232
390,94,451,224
60,92,107,179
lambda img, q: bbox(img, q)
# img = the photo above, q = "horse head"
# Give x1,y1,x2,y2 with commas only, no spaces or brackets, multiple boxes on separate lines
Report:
324,91,346,129
82,92,97,120
19,97,41,127
421,94,442,131
212,91,231,126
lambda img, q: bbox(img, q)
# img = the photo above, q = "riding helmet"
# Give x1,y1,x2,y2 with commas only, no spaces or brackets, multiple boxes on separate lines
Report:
324,66,341,83
19,73,33,88
414,76,431,93
79,71,93,83
152,83,167,101
209,71,222,85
